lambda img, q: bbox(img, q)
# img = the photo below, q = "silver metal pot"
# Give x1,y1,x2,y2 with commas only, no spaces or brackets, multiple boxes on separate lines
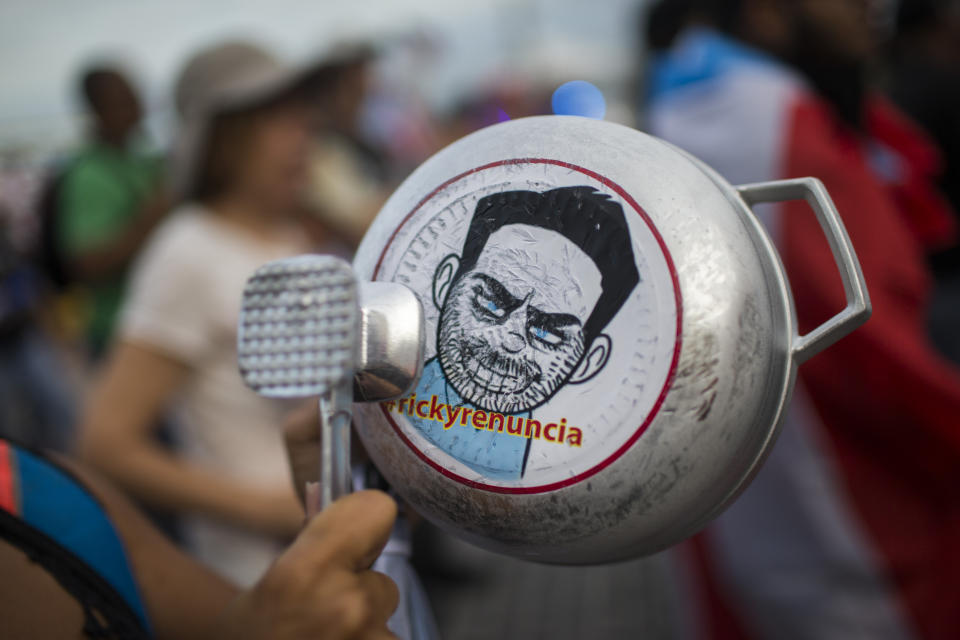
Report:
352,116,870,564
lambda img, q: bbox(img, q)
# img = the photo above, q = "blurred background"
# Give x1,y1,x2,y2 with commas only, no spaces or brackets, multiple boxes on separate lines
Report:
2,0,959,639
0,0,640,156
0,0,650,460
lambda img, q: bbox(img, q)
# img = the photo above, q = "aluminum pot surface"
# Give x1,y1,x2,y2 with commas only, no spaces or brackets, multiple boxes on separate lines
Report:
352,116,869,564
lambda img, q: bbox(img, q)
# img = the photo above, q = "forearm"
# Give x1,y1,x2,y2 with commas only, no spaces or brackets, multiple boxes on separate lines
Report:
51,455,241,640
78,340,303,537
72,194,168,281
79,430,296,536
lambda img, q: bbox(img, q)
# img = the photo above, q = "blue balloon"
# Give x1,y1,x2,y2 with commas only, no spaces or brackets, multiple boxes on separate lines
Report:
551,80,606,120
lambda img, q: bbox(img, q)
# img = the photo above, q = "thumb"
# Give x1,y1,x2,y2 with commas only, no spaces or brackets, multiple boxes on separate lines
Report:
291,490,397,571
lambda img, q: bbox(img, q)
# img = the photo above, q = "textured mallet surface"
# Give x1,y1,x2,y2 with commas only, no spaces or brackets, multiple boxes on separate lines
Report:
238,255,358,398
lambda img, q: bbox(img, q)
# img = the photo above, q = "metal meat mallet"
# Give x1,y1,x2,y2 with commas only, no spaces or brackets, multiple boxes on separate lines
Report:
237,254,424,511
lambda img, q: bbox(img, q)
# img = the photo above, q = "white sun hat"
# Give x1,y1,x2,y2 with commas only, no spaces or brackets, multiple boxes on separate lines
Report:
169,40,332,202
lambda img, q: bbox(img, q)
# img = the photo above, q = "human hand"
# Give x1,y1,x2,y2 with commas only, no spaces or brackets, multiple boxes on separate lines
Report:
283,402,413,523
216,490,399,640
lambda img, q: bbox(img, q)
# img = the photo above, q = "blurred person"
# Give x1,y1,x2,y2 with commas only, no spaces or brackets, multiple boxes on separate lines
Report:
0,213,76,451
644,0,697,52
439,76,551,145
0,150,44,253
306,45,394,247
1,425,400,639
78,41,339,587
889,0,960,217
0,156,77,452
645,1,960,639
358,32,444,178
636,0,696,128
888,0,960,364
55,65,168,359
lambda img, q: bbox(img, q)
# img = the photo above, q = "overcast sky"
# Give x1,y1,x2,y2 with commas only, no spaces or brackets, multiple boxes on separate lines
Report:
0,0,645,154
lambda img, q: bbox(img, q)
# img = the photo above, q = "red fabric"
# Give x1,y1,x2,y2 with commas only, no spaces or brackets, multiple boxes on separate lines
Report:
0,439,17,515
779,95,960,640
865,100,956,250
685,536,754,640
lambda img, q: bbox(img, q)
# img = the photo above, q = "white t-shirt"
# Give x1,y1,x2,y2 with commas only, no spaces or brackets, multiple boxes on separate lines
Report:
120,205,311,586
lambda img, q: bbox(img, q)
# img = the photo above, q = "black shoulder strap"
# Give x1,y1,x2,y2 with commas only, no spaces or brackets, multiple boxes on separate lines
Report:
0,460,151,640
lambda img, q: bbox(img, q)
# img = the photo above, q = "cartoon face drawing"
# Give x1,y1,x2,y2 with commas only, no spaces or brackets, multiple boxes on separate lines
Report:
431,186,640,414
436,224,601,413
368,160,681,491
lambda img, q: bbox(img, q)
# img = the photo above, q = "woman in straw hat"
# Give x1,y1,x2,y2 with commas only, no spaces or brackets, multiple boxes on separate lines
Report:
77,41,343,586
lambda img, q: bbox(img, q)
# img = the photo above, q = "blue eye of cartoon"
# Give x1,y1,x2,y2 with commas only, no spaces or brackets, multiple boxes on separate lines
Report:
475,291,506,318
530,326,562,346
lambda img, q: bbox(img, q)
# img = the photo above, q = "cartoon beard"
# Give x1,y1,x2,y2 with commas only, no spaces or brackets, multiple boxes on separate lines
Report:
436,285,585,414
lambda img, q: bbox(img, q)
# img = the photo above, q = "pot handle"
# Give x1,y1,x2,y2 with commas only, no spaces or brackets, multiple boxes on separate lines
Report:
736,177,871,364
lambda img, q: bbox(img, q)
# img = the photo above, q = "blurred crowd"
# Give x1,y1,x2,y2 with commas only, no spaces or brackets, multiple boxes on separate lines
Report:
1,0,959,639
643,1,960,640
0,17,620,639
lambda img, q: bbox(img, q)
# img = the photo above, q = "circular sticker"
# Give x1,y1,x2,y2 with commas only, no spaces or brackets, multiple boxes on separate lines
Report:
372,159,681,492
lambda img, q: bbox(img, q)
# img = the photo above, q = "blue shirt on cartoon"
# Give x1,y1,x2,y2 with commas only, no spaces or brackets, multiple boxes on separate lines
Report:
409,358,530,481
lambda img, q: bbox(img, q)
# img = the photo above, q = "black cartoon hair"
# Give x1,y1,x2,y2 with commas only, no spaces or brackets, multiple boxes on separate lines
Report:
454,186,641,344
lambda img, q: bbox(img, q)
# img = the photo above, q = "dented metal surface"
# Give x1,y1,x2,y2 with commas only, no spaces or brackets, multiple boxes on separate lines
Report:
352,116,870,564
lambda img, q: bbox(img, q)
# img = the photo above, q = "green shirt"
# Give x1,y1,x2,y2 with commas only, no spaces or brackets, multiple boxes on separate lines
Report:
58,141,161,355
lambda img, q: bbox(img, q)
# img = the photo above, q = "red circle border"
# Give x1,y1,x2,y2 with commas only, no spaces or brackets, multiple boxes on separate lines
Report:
372,158,683,494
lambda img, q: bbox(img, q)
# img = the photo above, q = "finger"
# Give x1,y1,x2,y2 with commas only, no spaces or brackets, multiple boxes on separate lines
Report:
356,570,400,629
292,490,397,571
